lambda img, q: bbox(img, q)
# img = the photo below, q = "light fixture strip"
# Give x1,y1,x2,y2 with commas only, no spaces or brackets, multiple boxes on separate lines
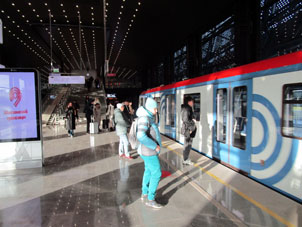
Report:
45,4,79,69
81,30,92,69
127,70,137,79
3,5,53,65
107,0,126,62
110,1,142,74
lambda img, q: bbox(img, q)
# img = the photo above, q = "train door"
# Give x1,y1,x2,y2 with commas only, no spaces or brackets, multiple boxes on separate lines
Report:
163,92,176,139
213,80,252,173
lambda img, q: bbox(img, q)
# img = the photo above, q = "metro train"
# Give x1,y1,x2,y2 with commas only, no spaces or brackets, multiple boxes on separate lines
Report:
139,51,302,202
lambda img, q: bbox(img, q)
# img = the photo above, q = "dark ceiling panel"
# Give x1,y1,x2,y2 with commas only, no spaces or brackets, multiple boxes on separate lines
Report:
0,0,235,81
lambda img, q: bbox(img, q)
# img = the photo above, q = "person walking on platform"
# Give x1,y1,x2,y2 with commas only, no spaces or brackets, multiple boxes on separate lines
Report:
114,103,132,159
84,96,93,133
181,96,197,165
136,97,162,209
65,102,77,137
93,103,102,132
106,102,115,131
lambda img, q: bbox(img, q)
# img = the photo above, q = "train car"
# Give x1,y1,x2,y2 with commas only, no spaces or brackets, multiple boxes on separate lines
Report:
139,51,302,202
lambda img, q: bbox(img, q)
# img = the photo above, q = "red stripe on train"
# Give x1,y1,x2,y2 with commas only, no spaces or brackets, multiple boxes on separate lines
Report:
141,51,302,95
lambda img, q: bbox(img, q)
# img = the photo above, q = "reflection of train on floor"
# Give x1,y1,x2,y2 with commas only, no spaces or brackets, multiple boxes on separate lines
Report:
139,51,302,202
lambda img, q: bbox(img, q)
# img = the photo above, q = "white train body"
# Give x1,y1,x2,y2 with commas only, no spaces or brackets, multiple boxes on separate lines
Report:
139,51,302,202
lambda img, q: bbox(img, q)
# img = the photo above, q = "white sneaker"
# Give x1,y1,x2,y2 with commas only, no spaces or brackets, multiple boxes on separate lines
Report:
183,159,194,165
145,200,163,209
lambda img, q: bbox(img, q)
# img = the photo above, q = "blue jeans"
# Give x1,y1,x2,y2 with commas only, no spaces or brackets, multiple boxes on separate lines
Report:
119,134,129,157
141,155,161,201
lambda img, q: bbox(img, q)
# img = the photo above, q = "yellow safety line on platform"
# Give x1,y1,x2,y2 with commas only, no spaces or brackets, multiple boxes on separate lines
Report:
162,142,295,227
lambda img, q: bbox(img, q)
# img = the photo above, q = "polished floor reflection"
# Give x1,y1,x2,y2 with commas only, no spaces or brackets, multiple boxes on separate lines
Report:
0,125,301,227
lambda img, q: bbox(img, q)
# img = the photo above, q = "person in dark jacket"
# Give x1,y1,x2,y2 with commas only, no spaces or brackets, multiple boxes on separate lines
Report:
122,101,132,125
84,96,94,133
115,103,132,159
66,102,77,137
136,97,162,209
181,96,196,165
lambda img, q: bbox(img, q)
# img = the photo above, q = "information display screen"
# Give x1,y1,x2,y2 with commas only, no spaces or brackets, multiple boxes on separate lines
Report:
0,70,40,142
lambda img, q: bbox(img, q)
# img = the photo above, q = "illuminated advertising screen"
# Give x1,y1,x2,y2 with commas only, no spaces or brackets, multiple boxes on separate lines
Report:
0,69,40,142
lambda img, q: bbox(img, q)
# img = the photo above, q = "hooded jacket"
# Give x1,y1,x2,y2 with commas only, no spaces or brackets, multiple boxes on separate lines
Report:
136,106,161,156
114,108,130,136
181,104,196,138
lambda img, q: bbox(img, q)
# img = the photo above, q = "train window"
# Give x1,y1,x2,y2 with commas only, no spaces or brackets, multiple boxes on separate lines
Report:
282,83,302,139
183,93,200,121
216,89,227,143
165,94,175,126
232,86,247,150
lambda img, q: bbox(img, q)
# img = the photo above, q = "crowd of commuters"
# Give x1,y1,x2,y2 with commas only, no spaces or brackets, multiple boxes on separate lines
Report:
64,95,197,210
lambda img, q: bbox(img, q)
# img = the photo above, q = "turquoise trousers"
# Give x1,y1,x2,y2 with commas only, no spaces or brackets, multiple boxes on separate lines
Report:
141,155,161,201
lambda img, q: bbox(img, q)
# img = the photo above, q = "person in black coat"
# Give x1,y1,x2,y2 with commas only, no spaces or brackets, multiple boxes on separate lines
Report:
122,101,132,125
181,96,197,165
66,102,77,137
84,96,94,133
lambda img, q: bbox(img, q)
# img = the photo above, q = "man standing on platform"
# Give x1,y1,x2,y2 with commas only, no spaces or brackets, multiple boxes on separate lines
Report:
136,97,162,209
181,96,197,165
84,96,93,133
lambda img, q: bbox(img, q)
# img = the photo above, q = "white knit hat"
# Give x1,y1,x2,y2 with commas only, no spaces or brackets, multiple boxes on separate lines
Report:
117,103,124,109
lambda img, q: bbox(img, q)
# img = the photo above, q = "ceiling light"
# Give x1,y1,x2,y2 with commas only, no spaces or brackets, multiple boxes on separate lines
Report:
91,7,94,10
76,5,79,8
12,3,15,6
136,9,138,11
33,9,36,12
138,2,141,5
44,3,47,6
60,4,64,7
22,15,25,17
1,10,4,13
28,2,32,6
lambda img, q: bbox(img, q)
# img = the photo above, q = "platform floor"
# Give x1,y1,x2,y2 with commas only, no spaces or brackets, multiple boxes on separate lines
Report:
0,124,301,227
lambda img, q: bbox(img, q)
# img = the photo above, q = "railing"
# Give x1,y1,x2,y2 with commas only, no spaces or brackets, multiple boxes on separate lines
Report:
47,87,71,125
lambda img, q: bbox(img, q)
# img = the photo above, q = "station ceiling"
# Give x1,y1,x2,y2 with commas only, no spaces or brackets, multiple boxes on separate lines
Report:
0,0,235,80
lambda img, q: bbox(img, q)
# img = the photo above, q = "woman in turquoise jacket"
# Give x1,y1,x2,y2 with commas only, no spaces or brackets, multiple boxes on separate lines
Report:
136,97,162,209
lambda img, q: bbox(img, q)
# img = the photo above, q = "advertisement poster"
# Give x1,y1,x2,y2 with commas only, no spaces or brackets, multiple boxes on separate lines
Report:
0,71,39,141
